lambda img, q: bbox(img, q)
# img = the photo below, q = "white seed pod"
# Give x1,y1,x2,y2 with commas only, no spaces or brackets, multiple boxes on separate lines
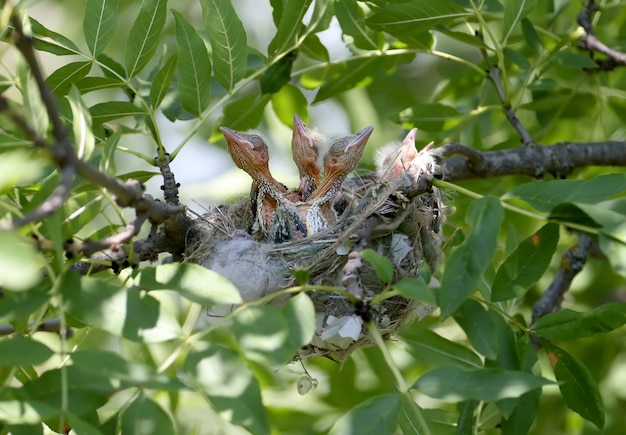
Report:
296,374,318,395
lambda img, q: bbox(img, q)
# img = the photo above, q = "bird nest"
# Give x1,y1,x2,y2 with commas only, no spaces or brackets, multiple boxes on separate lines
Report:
185,125,445,362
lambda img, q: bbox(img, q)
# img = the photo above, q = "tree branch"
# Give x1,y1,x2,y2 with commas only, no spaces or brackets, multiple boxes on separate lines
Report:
0,318,73,338
531,234,595,326
441,140,626,181
478,34,534,145
577,0,626,71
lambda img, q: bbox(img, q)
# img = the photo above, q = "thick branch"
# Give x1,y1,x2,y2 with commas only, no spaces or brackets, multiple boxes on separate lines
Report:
441,141,626,181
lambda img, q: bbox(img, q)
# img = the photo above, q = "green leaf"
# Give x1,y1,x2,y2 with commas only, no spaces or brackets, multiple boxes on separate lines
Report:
0,231,43,291
554,51,599,69
414,367,553,402
555,202,626,276
22,365,115,417
360,248,394,284
125,0,167,77
453,299,499,359
201,0,248,91
503,173,626,212
67,85,95,160
271,84,308,126
393,103,460,131
502,0,537,45
312,53,414,103
440,196,504,318
46,61,92,96
62,273,183,343
365,0,469,36
501,389,541,435
393,277,436,305
137,263,243,306
335,0,383,51
329,394,401,435
291,269,310,286
219,94,271,132
600,230,626,278
89,101,146,124
0,284,50,323
268,0,313,57
71,349,185,390
261,50,297,94
76,76,125,94
232,305,294,365
492,223,559,301
184,344,269,435
0,336,54,367
543,343,604,429
521,18,542,53
456,400,478,434
281,292,316,349
83,0,119,56
30,18,81,56
552,202,626,277
172,11,211,117
433,27,489,49
531,303,626,341
398,329,483,369
19,61,48,138
121,394,175,435
150,53,177,109
97,53,127,79
504,47,531,70
0,151,45,194
300,33,329,62
0,398,59,425
398,395,436,434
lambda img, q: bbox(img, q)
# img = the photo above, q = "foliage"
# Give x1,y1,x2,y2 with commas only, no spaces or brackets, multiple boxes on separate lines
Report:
0,0,625,434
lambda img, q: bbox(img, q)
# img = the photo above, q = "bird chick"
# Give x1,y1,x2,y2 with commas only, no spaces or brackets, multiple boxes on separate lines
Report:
375,128,435,183
304,126,374,234
221,127,306,243
291,114,326,201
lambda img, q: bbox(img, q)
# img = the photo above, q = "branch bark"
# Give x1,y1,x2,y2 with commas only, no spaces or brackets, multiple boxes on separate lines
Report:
440,141,626,181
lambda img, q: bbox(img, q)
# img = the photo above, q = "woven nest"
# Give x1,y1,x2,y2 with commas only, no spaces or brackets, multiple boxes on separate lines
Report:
185,145,445,362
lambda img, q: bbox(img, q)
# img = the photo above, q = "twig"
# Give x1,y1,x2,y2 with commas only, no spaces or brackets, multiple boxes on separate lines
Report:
0,318,73,337
478,40,534,145
442,140,626,181
10,15,68,143
74,213,149,257
156,154,181,206
70,230,164,275
437,142,484,167
577,0,626,71
9,163,74,229
531,234,595,328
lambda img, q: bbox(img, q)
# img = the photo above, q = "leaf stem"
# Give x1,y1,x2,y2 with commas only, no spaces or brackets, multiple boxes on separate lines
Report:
368,323,432,435
433,179,601,235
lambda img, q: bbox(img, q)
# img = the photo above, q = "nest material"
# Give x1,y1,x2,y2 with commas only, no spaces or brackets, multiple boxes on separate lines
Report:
185,149,445,362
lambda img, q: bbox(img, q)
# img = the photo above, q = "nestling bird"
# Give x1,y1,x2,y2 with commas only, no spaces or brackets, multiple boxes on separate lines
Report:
221,127,307,243
304,126,374,234
375,128,434,182
291,114,326,201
